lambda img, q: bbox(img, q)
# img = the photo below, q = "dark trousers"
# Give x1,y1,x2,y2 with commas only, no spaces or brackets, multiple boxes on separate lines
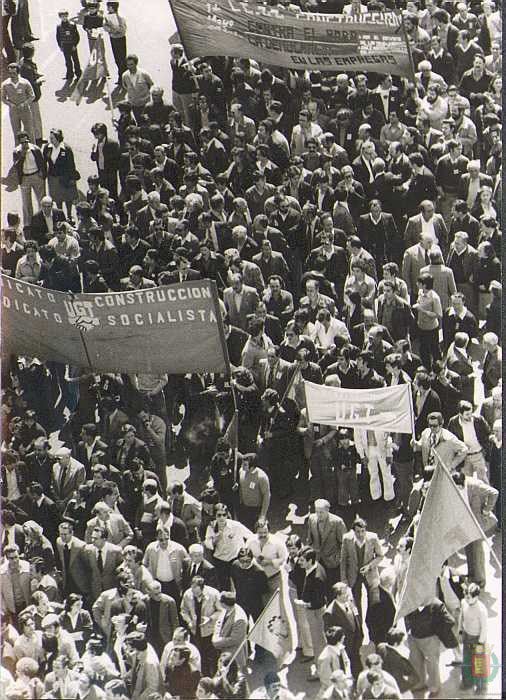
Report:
110,36,127,81
418,327,441,371
237,503,261,532
212,557,233,590
462,633,484,692
98,168,119,201
62,47,81,78
194,634,217,677
159,579,180,608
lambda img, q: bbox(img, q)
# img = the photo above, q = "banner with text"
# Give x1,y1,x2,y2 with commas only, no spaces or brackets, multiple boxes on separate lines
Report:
169,0,411,76
304,381,413,433
1,275,229,374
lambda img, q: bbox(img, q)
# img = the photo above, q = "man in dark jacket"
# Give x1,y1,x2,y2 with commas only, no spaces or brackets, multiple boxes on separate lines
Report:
405,598,458,697
56,10,81,80
91,123,121,200
12,131,47,228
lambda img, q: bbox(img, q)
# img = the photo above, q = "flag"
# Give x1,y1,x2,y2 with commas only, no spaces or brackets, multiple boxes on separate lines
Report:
248,569,298,665
71,34,108,105
304,381,414,433
395,461,484,621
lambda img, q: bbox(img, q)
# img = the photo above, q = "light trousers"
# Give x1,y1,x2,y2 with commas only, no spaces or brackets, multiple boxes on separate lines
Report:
19,172,45,225
367,446,395,501
9,104,34,142
408,634,441,693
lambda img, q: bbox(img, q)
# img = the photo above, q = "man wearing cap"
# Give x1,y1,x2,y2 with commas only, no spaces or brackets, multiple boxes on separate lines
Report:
55,10,81,81
103,1,127,84
49,447,86,512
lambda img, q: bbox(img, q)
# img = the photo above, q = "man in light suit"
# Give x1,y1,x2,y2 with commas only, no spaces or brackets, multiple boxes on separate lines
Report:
223,272,260,331
257,346,294,396
340,517,383,617
0,545,31,620
181,577,221,675
403,200,449,252
85,526,123,602
413,411,468,479
324,582,364,676
212,591,249,670
452,471,498,588
306,499,346,594
84,501,133,548
125,633,163,700
49,447,86,511
142,527,188,604
402,233,441,301
55,521,91,598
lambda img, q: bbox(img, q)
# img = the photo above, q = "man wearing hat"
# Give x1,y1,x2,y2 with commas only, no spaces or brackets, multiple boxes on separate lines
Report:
103,1,127,85
56,9,81,81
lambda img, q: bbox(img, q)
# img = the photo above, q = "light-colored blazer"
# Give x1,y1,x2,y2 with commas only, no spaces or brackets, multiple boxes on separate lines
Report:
131,644,163,700
307,513,346,569
84,513,133,546
212,604,249,668
181,585,221,638
340,531,383,589
0,559,31,614
142,540,188,588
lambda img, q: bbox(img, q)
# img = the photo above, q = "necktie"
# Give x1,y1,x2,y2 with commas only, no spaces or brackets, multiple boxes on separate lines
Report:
97,550,104,573
59,463,68,494
190,564,196,579
424,250,430,265
63,544,71,572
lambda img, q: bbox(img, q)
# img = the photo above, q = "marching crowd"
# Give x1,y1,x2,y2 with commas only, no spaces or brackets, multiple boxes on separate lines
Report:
0,0,502,698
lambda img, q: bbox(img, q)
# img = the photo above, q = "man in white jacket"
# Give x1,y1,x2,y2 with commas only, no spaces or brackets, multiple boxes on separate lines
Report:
354,429,395,502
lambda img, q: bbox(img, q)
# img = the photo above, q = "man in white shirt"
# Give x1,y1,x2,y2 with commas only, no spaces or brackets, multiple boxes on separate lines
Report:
458,583,488,692
246,519,287,595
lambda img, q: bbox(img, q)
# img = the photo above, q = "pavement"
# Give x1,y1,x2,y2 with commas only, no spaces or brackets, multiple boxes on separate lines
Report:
1,2,502,698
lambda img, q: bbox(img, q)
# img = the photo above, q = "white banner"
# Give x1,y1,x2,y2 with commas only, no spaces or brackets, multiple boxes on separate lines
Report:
304,381,414,433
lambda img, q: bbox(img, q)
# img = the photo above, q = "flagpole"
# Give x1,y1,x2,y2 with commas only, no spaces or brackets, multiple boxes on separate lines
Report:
432,451,501,570
223,587,281,672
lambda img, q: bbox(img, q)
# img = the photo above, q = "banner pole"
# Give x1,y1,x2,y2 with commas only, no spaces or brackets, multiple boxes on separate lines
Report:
397,10,417,85
432,451,501,570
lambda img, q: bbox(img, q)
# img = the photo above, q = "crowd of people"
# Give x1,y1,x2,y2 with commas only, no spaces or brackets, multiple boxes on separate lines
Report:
0,0,502,698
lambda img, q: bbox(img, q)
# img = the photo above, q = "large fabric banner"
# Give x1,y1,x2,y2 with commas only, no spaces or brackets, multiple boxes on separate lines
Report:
1,275,229,374
169,0,412,76
304,381,414,433
248,569,298,665
395,462,483,620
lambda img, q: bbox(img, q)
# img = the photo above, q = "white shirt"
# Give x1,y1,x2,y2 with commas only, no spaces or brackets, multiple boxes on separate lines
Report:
5,470,21,500
155,548,174,582
460,418,482,453
420,216,436,241
22,149,37,175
